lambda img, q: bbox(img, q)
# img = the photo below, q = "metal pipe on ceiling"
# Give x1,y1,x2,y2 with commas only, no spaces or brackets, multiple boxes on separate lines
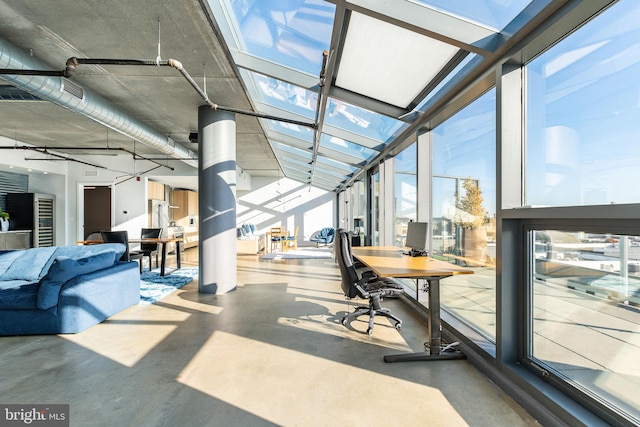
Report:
0,38,197,168
18,146,175,171
1,145,107,169
0,145,176,174
65,57,317,129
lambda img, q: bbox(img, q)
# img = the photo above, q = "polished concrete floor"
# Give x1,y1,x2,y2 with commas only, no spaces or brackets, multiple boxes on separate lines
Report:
0,248,540,426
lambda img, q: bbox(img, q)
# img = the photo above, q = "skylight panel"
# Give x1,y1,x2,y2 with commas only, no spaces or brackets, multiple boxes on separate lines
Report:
317,134,378,165
324,97,406,143
241,69,317,119
336,12,458,108
261,119,314,143
315,155,359,175
224,0,335,76
411,0,533,31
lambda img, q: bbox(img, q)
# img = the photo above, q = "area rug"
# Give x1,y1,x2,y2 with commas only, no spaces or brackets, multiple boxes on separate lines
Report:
262,248,334,260
139,267,199,304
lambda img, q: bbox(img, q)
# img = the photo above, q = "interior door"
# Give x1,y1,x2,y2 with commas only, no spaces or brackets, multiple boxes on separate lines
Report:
84,186,112,239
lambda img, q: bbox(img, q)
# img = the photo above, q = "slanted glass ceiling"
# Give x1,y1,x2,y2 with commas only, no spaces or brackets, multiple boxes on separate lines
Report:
324,98,406,144
318,134,376,166
209,0,540,191
241,69,316,119
411,0,533,31
223,0,335,76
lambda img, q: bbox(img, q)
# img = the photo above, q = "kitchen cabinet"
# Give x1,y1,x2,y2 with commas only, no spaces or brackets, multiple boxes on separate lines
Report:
171,190,198,224
171,189,199,248
148,181,165,201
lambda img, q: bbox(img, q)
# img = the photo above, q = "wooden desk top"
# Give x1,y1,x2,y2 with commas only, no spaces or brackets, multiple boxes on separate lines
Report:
352,246,474,279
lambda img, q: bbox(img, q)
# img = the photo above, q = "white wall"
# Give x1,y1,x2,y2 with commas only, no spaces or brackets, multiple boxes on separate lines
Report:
66,156,148,243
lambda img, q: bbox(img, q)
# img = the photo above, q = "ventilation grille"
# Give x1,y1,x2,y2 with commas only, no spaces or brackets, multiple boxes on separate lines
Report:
0,171,28,211
0,85,42,101
61,78,84,99
36,197,55,247
83,169,99,177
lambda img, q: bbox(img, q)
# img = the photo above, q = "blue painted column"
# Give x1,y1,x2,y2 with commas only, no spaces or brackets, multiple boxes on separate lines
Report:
198,107,237,294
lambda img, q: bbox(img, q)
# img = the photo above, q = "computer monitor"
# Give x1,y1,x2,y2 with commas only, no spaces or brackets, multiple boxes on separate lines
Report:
404,221,429,257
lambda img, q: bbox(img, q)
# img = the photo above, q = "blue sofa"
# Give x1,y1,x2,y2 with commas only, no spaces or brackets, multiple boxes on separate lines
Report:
310,228,335,246
0,243,140,336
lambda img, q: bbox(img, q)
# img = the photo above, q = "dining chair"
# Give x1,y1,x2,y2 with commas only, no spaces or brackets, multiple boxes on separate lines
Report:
283,226,299,251
270,226,285,252
131,228,162,273
100,230,143,265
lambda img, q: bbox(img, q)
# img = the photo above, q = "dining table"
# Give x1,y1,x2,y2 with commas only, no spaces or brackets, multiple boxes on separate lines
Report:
77,237,184,276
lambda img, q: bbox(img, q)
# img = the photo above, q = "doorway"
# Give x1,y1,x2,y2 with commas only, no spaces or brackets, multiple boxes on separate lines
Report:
83,186,112,239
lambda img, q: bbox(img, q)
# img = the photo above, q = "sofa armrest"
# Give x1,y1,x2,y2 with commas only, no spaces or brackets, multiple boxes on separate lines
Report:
37,251,117,310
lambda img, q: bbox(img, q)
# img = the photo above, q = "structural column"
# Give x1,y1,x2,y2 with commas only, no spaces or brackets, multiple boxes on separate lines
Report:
198,107,237,294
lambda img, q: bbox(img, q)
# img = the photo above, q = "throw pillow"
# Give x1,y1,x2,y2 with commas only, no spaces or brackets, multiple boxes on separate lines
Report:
37,251,117,310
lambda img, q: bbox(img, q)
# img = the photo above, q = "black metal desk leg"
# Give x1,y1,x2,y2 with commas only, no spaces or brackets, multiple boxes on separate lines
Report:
175,241,181,269
160,243,167,276
384,276,465,363
428,277,442,354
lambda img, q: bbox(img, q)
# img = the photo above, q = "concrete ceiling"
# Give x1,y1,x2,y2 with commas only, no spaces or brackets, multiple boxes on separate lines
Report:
0,0,279,191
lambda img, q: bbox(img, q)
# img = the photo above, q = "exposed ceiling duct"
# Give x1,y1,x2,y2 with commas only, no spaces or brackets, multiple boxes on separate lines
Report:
0,37,197,168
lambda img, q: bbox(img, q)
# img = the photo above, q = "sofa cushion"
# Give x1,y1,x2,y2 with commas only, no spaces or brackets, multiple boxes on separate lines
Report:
0,247,57,281
0,280,40,309
37,251,118,310
39,243,127,276
0,251,23,276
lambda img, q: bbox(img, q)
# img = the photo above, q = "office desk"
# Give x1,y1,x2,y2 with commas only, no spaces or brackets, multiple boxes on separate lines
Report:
351,246,473,362
78,237,183,277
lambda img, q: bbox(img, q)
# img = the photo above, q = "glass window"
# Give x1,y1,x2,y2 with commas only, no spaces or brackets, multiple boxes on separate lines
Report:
371,171,380,246
318,134,378,165
352,177,367,245
411,0,532,31
393,143,417,247
432,89,496,340
263,120,314,144
529,228,640,424
241,69,317,119
225,0,335,76
324,98,407,143
525,1,640,207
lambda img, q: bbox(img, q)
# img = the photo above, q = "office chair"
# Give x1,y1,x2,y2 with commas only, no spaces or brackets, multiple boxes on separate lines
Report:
335,228,403,336
132,228,162,273
100,230,143,265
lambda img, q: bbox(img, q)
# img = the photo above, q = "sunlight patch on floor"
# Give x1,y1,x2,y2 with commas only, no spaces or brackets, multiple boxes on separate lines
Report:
177,331,468,426
61,323,178,367
123,303,192,321
277,296,413,352
167,296,224,314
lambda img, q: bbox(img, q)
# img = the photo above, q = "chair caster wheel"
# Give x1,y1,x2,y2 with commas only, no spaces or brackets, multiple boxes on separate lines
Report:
341,317,347,326
395,322,402,330
367,328,373,336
